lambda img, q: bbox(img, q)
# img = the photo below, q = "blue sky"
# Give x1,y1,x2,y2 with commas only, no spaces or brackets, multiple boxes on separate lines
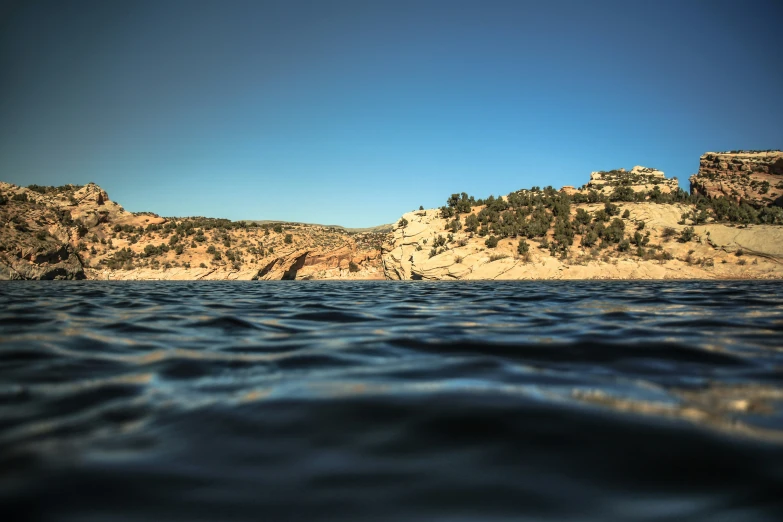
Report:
1,0,781,227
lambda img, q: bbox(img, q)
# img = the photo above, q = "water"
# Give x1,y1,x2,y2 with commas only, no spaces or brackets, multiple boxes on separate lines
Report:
2,280,783,521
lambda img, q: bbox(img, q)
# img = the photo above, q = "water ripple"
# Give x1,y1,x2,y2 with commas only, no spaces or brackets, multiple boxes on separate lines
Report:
1,280,783,520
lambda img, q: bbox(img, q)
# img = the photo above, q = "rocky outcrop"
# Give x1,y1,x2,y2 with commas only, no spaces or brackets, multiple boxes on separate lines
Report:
0,185,86,280
0,181,387,280
689,151,783,206
586,166,679,195
382,203,783,281
0,243,85,280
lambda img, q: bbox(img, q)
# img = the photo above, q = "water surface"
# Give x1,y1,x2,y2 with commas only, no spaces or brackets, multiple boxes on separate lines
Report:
2,281,783,521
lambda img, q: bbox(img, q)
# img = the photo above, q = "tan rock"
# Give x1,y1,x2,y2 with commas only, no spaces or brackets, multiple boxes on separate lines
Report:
689,151,783,206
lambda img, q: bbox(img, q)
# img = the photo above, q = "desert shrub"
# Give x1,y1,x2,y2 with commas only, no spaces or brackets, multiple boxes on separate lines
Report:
348,261,359,272
484,235,499,248
464,214,479,233
284,234,293,244
604,202,620,216
580,228,599,248
661,227,677,240
398,217,408,228
622,209,630,218
489,253,508,262
199,263,207,268
273,224,283,233
103,247,134,269
593,209,609,223
758,207,783,224
517,238,529,255
574,208,591,226
679,226,695,242
603,218,625,244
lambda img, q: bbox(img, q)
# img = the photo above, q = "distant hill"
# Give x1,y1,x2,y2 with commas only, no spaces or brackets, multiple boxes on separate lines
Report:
243,220,394,234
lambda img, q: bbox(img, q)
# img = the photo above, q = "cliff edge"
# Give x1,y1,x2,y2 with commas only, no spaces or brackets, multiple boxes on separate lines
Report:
689,151,783,207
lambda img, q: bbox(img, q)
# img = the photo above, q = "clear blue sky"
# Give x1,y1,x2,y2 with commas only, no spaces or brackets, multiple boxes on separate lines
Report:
1,0,781,227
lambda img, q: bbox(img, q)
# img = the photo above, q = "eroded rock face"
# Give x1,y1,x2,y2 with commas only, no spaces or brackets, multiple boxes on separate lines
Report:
689,151,783,206
0,243,85,280
0,185,86,280
0,181,389,280
382,157,783,281
586,166,679,196
382,202,783,281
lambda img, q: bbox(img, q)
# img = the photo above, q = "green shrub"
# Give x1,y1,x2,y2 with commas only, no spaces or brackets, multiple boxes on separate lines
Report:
661,227,677,240
679,226,695,242
284,234,293,244
484,235,499,248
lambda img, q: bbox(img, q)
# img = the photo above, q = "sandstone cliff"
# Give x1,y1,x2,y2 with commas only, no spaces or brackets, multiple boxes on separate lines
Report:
0,183,86,279
689,151,783,207
586,166,679,196
382,205,783,280
383,161,783,281
0,182,389,280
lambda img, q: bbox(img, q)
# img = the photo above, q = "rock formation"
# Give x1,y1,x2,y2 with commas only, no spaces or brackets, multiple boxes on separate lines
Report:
585,166,679,196
3,150,783,281
0,182,388,280
689,151,783,207
0,184,86,280
382,161,783,281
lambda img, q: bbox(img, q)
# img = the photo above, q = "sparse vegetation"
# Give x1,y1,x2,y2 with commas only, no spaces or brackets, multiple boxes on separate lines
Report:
679,226,695,243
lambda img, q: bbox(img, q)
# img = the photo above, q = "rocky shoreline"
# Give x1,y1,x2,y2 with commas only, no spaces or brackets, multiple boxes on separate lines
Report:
2,150,781,281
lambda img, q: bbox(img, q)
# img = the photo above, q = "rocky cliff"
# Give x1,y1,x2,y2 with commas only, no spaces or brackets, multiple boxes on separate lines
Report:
383,160,783,281
689,151,783,207
0,182,389,280
586,166,679,196
4,150,783,282
382,205,783,280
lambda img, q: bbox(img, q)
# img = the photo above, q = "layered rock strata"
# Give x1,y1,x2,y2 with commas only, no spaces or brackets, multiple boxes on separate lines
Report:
689,151,783,207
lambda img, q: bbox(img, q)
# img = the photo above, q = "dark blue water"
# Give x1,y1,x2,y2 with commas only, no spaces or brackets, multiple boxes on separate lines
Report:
2,281,783,521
